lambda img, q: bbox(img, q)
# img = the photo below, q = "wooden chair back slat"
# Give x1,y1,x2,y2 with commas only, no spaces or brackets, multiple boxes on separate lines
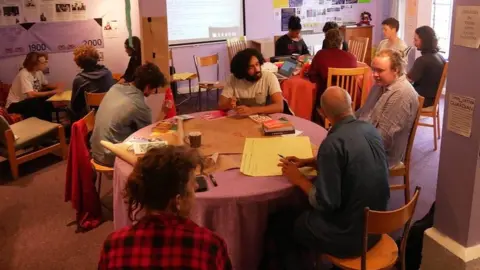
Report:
82,110,95,133
348,37,369,62
227,36,247,62
404,96,425,167
195,54,219,67
361,187,422,270
327,67,369,111
84,92,107,109
432,61,449,110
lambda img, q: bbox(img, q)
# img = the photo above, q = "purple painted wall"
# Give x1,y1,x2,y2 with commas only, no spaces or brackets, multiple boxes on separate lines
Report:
172,0,390,91
434,0,480,247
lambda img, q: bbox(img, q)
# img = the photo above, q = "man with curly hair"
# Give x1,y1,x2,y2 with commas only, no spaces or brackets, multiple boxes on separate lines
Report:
70,44,114,121
218,48,284,116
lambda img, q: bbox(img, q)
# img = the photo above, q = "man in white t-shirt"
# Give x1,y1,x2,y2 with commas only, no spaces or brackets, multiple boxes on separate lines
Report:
218,48,284,116
377,18,408,61
6,52,63,121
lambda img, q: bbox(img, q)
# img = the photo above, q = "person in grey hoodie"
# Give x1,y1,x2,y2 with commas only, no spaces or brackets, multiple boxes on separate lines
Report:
70,44,114,121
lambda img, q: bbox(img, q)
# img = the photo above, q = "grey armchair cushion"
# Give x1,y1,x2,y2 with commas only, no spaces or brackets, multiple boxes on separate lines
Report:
10,117,60,149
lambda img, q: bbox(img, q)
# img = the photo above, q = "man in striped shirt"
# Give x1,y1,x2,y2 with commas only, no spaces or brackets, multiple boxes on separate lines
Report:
356,49,419,168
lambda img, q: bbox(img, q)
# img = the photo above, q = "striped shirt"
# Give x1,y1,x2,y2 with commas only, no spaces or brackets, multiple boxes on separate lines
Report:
356,75,419,167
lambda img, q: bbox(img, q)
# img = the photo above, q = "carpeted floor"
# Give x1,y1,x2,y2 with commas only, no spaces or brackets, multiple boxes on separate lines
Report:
0,93,441,270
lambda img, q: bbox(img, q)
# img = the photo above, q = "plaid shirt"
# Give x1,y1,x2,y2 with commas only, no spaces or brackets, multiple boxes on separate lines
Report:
98,213,232,270
356,75,419,167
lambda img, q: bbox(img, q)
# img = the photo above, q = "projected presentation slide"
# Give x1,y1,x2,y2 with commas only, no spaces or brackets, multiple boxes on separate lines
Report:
167,0,244,45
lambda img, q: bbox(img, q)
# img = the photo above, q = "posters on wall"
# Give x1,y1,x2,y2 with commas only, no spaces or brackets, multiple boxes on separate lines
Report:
273,0,369,32
0,0,86,26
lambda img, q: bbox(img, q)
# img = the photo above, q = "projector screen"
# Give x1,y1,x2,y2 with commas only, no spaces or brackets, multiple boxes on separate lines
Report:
167,0,245,45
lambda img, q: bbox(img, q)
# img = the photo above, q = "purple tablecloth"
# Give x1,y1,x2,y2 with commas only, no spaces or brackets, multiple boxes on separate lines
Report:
113,112,327,270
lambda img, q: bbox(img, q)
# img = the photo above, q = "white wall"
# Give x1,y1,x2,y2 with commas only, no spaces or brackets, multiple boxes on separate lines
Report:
0,0,141,87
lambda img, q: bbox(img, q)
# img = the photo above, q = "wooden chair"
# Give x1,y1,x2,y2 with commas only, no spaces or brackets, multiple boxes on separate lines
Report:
390,96,425,204
193,54,224,111
169,49,197,105
323,187,421,270
0,116,67,180
82,110,113,197
418,61,448,151
227,36,248,62
348,37,369,63
323,67,370,128
84,92,107,111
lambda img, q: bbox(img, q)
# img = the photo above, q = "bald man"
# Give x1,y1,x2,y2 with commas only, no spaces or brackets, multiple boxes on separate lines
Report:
261,87,390,270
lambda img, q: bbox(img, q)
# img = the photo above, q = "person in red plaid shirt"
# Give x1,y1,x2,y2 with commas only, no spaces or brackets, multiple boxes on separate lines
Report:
98,146,232,269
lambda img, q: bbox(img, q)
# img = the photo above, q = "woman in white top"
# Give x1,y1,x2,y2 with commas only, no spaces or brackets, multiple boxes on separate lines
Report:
377,18,409,60
6,52,64,121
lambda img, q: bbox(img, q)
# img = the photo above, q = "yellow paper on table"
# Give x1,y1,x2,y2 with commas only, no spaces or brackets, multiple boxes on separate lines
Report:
173,72,195,81
47,90,72,102
240,136,314,177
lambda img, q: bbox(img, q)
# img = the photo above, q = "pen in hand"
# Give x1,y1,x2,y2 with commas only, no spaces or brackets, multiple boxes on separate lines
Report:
278,154,292,164
209,174,218,187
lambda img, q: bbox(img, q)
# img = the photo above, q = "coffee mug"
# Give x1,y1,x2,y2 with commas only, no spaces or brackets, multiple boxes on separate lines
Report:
185,131,202,148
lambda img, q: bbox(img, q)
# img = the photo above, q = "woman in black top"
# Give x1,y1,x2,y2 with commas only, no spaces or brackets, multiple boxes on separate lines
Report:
322,21,348,52
275,16,310,56
119,36,142,83
407,26,446,107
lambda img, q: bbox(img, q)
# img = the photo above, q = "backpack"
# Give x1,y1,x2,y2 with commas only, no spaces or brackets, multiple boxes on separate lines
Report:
397,202,436,270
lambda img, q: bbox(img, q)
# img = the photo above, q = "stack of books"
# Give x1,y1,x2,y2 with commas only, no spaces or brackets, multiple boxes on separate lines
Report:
262,117,295,136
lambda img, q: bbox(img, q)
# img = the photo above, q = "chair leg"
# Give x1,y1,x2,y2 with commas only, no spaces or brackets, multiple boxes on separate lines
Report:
433,115,438,151
437,111,441,140
404,173,411,204
198,87,202,111
8,158,19,180
6,132,19,180
58,126,68,159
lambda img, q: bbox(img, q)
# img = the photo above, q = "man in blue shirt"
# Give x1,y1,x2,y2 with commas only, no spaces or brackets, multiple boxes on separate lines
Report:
261,86,390,270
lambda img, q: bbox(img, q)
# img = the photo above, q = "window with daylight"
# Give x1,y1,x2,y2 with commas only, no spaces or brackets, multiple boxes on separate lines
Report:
431,0,453,59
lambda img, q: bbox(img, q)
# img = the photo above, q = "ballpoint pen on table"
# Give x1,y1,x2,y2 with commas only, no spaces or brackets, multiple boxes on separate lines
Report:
209,174,218,187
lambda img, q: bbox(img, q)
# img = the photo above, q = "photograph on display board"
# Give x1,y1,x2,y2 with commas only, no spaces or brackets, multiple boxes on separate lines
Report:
72,2,86,11
332,0,345,4
56,4,71,12
345,0,358,3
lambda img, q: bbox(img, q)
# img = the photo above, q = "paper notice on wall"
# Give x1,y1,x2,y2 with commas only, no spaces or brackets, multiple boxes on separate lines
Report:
39,3,52,21
273,0,288,8
23,0,38,22
273,8,281,21
71,1,86,20
103,19,119,38
447,94,475,138
453,6,480,49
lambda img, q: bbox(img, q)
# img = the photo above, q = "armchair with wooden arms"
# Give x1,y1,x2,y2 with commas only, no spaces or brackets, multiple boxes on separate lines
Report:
0,116,67,180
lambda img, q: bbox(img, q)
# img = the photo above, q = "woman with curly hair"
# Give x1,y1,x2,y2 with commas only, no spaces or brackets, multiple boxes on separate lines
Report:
70,44,114,121
98,146,232,269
